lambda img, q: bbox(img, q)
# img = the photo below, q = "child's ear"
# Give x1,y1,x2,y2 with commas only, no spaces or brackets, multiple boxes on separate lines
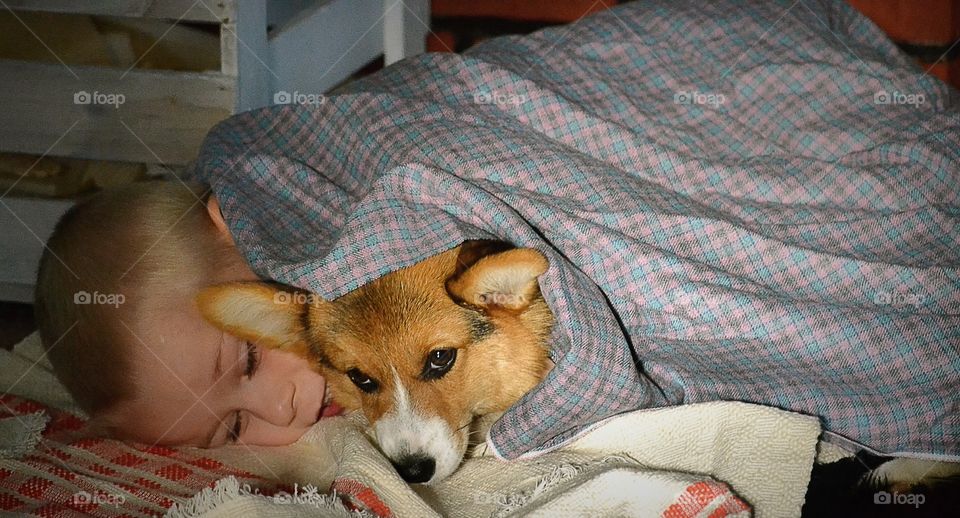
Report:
205,194,234,242
196,282,321,355
446,247,549,312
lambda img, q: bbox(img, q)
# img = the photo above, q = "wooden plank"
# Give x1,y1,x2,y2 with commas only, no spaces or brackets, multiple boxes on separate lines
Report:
0,196,74,303
3,0,231,23
384,0,429,65
268,0,384,96
266,0,320,31
0,59,234,165
229,0,272,111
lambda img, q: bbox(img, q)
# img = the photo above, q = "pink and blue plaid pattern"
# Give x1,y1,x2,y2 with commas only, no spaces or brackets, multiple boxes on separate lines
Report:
193,0,960,459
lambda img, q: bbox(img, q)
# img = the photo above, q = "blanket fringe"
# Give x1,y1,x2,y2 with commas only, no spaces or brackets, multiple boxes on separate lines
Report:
492,454,636,516
165,476,372,518
0,412,48,459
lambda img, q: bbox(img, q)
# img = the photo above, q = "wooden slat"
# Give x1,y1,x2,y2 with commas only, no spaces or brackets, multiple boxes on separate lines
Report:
228,0,271,111
0,59,234,165
384,0,429,65
268,0,384,96
2,0,232,23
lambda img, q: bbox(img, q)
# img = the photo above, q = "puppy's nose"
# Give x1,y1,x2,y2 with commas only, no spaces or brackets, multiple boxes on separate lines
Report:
392,454,435,484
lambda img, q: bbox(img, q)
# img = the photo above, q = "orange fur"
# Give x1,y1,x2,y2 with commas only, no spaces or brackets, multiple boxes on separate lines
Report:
196,241,555,483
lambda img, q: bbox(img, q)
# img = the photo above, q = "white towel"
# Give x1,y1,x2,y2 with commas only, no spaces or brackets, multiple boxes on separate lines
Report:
171,401,819,517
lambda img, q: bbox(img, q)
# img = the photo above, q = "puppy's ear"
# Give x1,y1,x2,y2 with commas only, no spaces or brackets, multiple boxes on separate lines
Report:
196,282,321,355
453,240,516,277
446,247,549,312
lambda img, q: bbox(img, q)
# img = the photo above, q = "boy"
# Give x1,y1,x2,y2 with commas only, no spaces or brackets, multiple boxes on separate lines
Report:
33,180,340,447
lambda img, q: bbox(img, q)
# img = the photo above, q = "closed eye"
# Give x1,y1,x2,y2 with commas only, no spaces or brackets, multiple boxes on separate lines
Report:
229,412,243,443
228,341,259,443
421,348,457,380
244,341,260,377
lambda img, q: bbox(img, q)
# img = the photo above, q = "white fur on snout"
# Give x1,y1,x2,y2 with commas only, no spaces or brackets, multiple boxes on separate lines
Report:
373,368,465,484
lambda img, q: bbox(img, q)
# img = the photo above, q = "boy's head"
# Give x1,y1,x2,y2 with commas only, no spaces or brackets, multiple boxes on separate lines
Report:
34,181,331,446
35,182,224,416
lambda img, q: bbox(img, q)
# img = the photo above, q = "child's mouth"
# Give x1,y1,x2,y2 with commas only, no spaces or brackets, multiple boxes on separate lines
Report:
317,390,343,420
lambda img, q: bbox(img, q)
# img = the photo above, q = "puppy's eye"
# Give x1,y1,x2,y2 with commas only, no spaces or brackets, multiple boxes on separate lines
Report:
346,368,379,393
422,348,457,380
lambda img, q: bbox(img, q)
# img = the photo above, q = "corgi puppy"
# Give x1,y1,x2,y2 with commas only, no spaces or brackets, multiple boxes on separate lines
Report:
197,241,554,484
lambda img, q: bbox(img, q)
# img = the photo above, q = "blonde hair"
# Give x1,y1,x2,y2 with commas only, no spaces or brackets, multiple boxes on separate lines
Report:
34,181,234,420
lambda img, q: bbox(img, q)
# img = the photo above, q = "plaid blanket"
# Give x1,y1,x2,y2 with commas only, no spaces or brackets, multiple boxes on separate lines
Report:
192,0,960,460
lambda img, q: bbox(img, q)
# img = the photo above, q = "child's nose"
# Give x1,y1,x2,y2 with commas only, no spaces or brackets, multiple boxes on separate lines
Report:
245,378,297,427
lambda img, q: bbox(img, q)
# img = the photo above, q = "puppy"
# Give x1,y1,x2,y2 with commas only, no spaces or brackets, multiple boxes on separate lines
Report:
197,241,554,484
